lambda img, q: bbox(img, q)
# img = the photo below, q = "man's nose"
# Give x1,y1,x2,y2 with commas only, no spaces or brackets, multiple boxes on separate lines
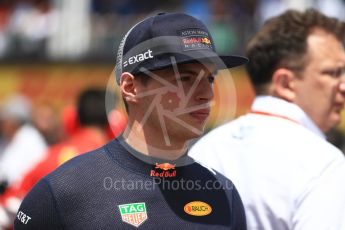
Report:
339,72,345,93
195,77,214,102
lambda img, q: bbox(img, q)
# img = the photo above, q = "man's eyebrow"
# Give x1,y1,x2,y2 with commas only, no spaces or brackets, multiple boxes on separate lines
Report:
178,69,199,75
177,68,218,76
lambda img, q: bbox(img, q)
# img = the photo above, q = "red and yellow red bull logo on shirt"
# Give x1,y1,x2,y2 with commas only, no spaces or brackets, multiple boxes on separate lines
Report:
150,163,177,178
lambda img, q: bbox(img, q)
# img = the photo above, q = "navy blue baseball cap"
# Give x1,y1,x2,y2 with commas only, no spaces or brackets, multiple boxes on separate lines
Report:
115,12,248,85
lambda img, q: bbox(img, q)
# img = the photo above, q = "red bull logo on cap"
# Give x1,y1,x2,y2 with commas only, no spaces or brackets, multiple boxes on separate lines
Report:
180,29,213,51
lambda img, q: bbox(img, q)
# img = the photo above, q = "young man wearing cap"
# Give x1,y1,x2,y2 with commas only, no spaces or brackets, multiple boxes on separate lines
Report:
14,13,248,229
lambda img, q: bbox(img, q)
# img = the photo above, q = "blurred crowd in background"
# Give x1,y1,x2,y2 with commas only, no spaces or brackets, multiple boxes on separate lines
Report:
1,1,345,228
0,0,344,62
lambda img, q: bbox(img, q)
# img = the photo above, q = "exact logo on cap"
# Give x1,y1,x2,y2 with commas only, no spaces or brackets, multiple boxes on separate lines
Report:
123,49,154,67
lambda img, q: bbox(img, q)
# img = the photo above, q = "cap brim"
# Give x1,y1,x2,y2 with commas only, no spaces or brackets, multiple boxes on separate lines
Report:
153,52,248,71
219,55,248,69
126,51,248,78
167,50,248,70
172,53,248,70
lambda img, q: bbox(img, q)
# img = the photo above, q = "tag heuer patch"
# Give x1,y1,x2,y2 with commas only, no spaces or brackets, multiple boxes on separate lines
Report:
118,202,148,227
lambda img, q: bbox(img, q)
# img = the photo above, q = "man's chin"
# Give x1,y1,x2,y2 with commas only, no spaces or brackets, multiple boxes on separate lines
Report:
182,124,206,140
324,115,342,132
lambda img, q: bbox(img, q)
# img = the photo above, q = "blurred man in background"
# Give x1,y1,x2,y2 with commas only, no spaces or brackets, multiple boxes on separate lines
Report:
31,103,63,146
191,9,345,230
0,95,47,189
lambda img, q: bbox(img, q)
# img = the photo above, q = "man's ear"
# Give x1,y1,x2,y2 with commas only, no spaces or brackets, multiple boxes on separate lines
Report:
120,72,137,103
270,68,297,102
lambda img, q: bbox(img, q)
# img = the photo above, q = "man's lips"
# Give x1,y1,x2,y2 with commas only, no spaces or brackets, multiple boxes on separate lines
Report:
189,109,210,121
334,106,344,114
334,101,345,112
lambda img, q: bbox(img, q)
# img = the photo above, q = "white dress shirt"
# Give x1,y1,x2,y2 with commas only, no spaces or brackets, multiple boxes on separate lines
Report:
190,96,345,230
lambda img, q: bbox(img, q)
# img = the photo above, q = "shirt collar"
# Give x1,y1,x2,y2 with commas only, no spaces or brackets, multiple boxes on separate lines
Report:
104,136,194,178
251,96,326,139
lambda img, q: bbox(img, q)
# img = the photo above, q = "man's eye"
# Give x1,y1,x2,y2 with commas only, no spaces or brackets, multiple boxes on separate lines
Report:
208,76,215,84
321,67,345,78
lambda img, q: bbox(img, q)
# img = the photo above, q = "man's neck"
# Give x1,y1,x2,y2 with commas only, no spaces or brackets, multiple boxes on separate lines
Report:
122,121,188,160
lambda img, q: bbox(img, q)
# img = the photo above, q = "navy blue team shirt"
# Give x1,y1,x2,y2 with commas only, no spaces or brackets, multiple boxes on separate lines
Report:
14,137,247,229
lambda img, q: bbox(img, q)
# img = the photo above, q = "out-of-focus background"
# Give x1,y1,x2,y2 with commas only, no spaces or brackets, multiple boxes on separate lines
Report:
1,0,345,149
1,1,345,228
0,0,343,226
